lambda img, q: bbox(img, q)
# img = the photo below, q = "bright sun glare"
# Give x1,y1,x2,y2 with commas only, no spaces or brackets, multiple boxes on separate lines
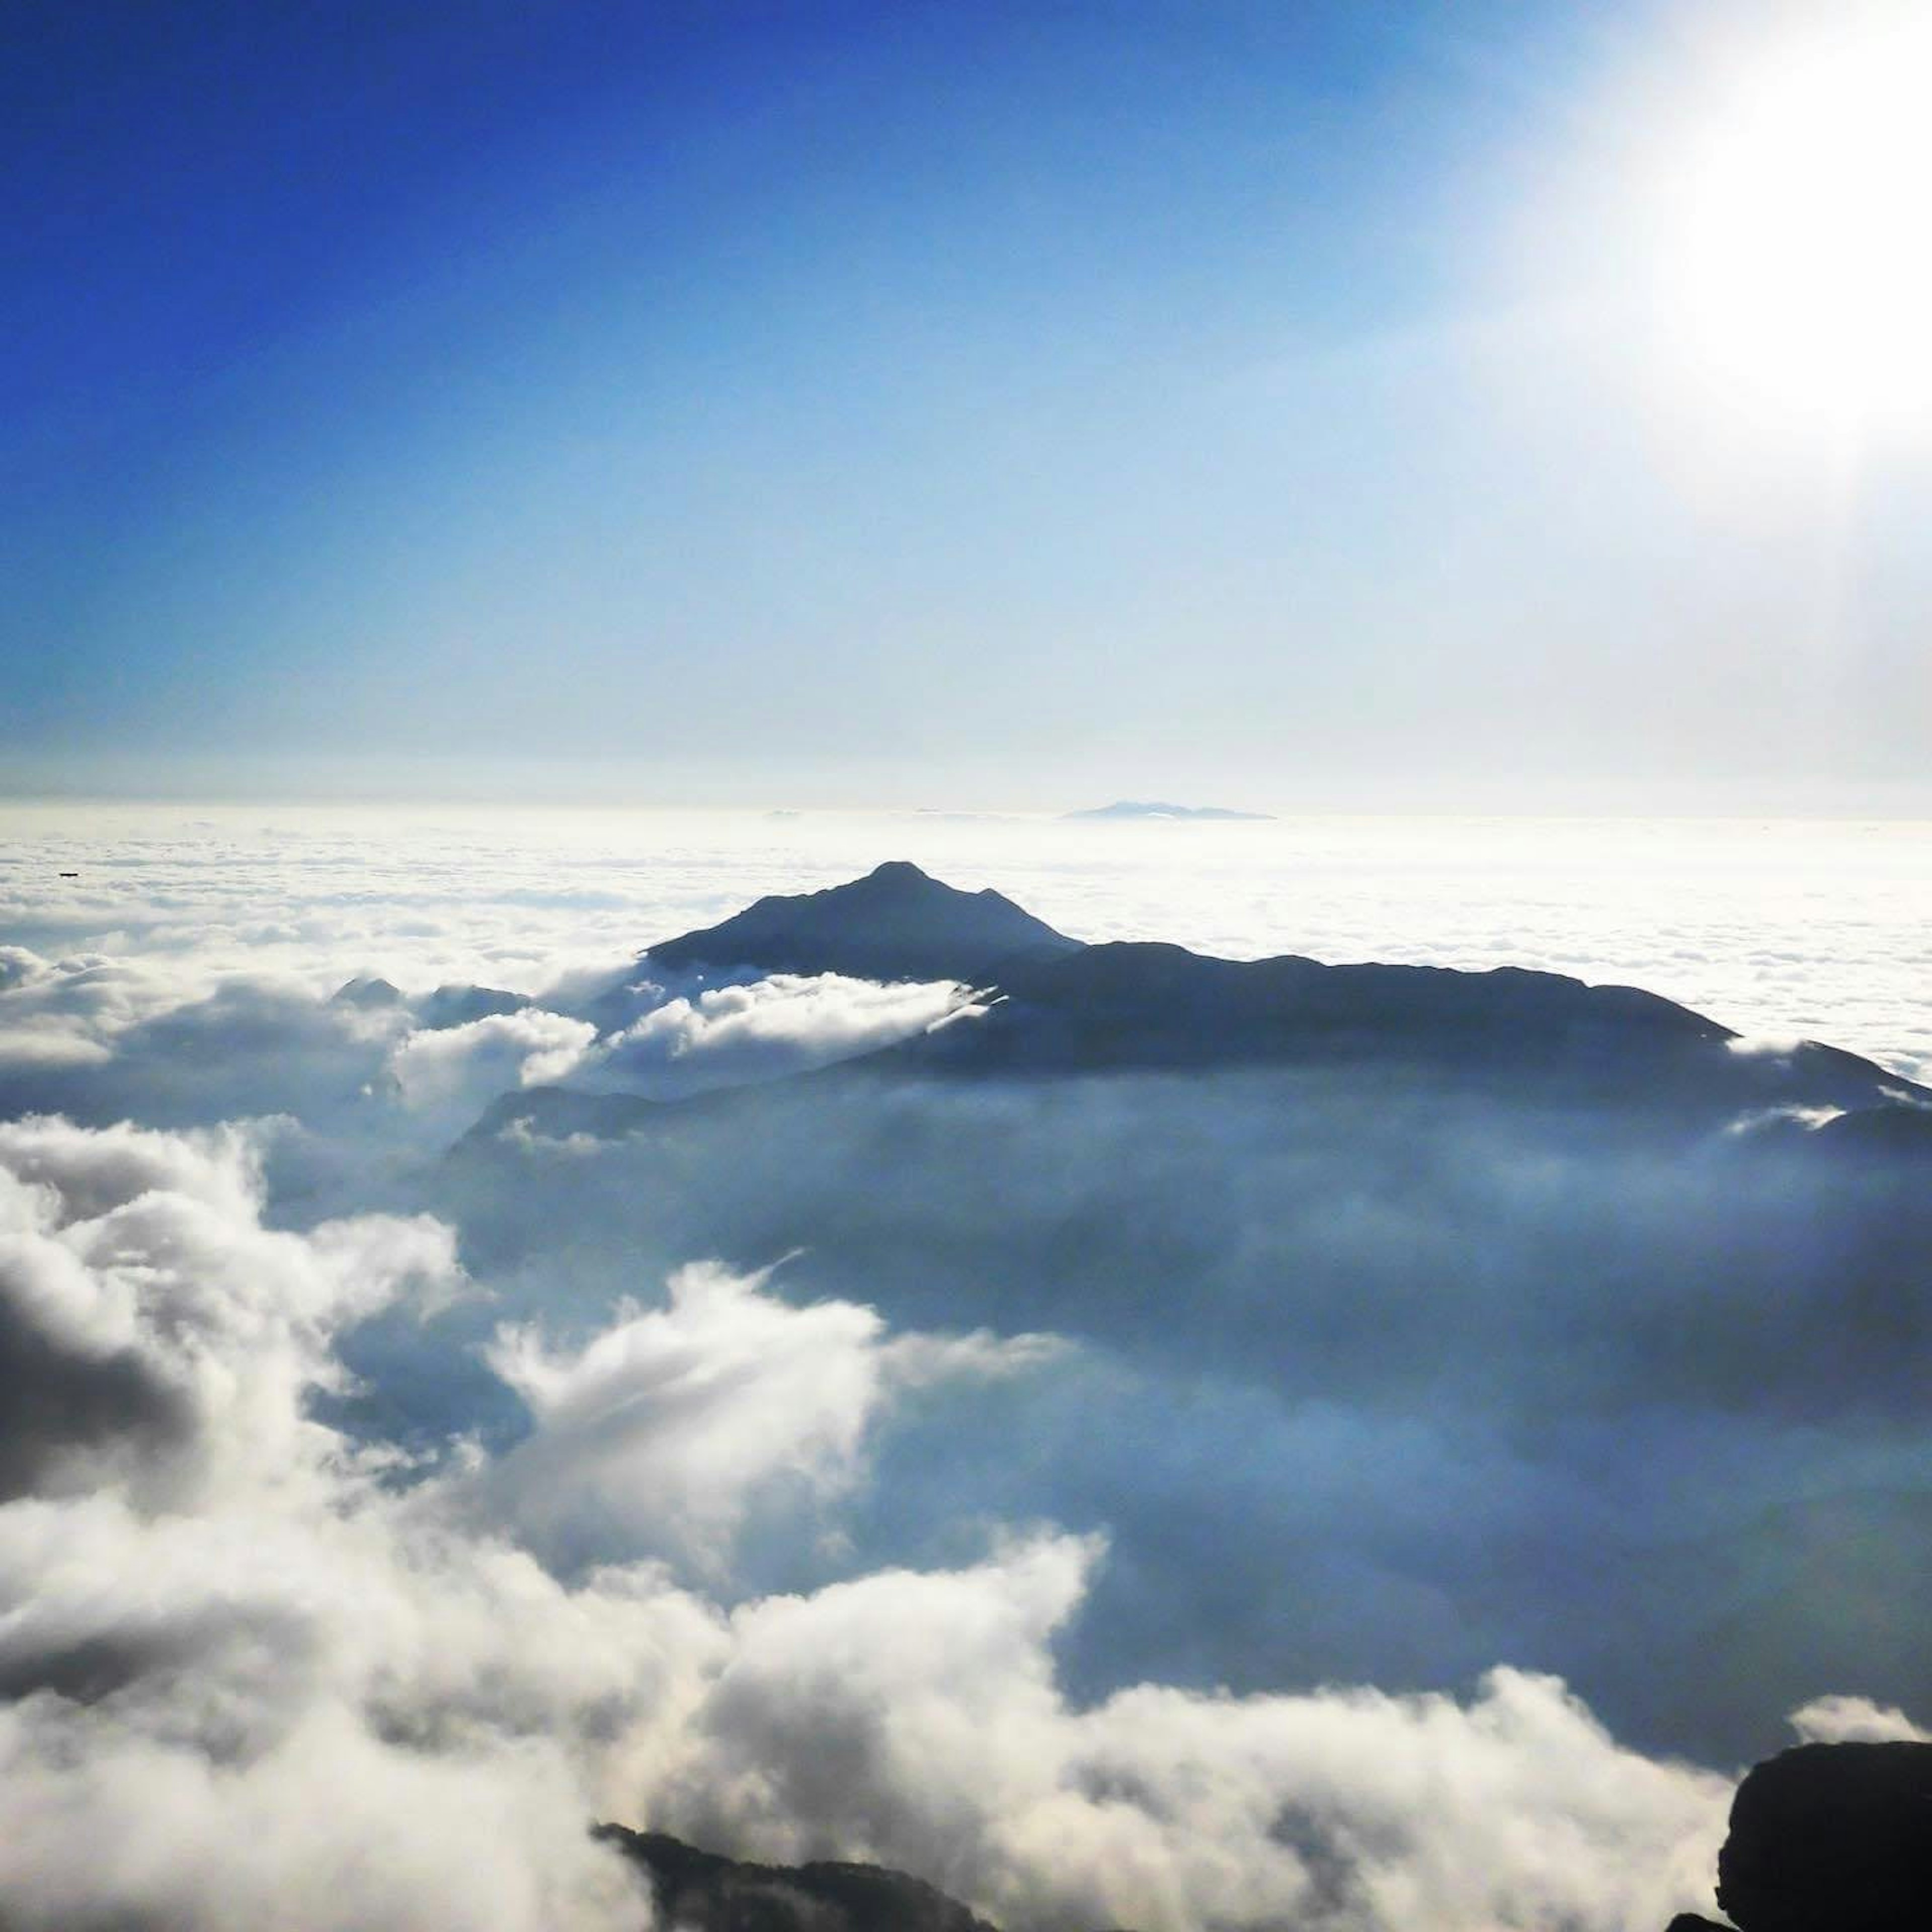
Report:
1671,11,1932,431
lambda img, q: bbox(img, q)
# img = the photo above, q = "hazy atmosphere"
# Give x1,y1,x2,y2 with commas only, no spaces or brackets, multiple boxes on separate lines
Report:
6,4,1931,1931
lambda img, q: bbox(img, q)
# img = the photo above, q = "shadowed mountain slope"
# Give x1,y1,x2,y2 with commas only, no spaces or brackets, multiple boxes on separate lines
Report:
434,871,1932,1763
595,1827,1008,1932
886,938,1919,1118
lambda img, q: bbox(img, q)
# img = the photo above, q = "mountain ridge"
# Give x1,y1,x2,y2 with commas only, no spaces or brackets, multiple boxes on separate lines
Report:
467,863,1927,1143
1063,800,1273,822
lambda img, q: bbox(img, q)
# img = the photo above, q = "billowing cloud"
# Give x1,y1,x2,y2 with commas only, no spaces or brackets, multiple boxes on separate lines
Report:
478,1261,1058,1571
582,973,980,1095
0,1116,675,1930
1787,1696,1932,1745
388,1009,600,1122
433,1056,1932,1763
0,1115,455,1507
0,1116,1745,1932
654,1536,1731,1932
3,811,1930,1929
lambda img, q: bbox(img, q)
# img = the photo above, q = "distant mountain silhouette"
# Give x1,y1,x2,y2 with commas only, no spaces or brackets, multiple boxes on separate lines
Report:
1064,800,1273,821
331,977,529,1029
416,983,528,1029
493,866,1926,1131
330,976,405,1009
643,861,1083,984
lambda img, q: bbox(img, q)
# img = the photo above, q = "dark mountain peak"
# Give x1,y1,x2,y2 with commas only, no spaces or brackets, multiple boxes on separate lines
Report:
495,874,1923,1134
859,858,932,887
418,982,528,1030
330,975,404,1008
645,864,1083,985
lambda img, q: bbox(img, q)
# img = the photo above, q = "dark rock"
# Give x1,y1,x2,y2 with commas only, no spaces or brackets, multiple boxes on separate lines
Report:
1715,1741,1932,1932
1663,1916,1732,1932
643,861,1083,985
593,1825,1000,1932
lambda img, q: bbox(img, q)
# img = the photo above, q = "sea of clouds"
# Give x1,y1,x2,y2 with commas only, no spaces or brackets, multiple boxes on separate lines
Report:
1,801,1927,1931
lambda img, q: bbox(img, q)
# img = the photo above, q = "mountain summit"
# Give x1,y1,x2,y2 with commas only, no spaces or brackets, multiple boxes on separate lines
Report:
645,860,1083,984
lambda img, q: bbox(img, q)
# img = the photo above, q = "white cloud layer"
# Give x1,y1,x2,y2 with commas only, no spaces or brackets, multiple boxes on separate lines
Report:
388,1009,601,1129
0,1113,1765,1932
587,973,977,1091
1787,1695,1932,1745
0,1118,667,1929
4,803,1928,1081
2,809,1928,1928
663,1534,1732,1932
478,1261,1057,1569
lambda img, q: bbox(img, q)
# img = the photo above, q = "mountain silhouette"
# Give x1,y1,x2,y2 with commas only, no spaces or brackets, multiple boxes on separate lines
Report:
642,860,1083,985
516,866,1926,1125
1064,800,1273,821
442,869,1932,1758
891,939,1916,1115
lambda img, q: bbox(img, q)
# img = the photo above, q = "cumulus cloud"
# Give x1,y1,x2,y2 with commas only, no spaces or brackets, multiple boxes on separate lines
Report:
0,1112,1912,1932
1788,1696,1932,1745
0,1029,113,1072
5,812,1931,1928
388,1009,600,1120
434,1058,1932,1762
0,960,411,1158
478,1261,1058,1572
654,1536,1732,1932
0,948,46,994
0,1115,677,1930
581,973,979,1095
0,1116,455,1507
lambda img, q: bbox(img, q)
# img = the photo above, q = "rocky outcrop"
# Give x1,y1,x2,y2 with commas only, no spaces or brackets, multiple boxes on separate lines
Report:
1714,1741,1932,1932
594,1826,1002,1932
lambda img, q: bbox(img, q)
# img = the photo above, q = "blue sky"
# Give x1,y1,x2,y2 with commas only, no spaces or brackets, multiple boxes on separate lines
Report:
8,0,1928,808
